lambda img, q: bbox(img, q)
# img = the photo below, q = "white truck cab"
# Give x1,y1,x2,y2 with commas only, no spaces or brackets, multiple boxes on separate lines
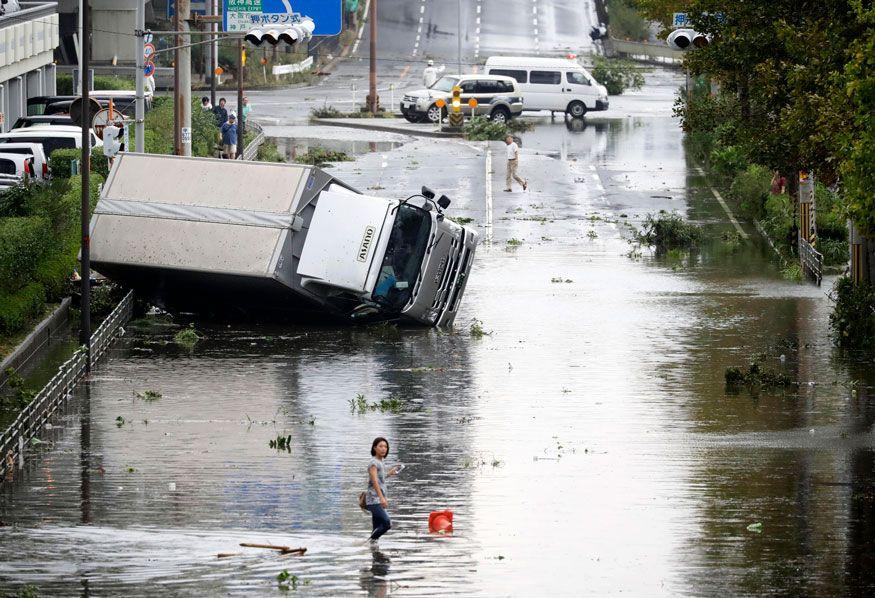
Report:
485,56,609,117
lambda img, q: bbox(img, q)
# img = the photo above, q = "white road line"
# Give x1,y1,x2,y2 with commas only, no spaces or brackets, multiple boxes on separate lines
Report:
695,167,749,239
477,5,481,13
420,5,425,13
485,145,493,246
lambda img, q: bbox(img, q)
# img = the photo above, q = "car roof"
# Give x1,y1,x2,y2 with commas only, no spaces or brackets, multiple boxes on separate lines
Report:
0,127,87,137
441,74,517,82
485,56,582,69
0,153,28,162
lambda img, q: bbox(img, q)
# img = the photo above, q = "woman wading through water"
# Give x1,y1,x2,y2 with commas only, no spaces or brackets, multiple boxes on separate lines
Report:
365,437,403,542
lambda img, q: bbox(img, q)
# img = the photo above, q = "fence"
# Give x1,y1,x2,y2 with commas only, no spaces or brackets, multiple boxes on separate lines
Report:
799,237,824,286
241,121,265,161
605,38,684,65
1,290,134,482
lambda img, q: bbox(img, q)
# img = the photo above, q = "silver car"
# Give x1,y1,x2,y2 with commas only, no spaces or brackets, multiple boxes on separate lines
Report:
401,74,524,124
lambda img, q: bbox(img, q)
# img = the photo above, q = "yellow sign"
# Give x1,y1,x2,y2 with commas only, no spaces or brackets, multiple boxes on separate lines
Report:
467,98,478,108
435,98,446,108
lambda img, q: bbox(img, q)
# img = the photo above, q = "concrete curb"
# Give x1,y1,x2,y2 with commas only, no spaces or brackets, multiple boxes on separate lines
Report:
0,297,71,389
312,118,462,139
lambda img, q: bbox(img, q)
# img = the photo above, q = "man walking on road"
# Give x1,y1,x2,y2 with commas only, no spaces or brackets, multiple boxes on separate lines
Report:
221,113,238,160
504,135,527,192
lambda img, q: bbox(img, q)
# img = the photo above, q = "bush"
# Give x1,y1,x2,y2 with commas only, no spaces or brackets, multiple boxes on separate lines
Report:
762,193,795,252
814,182,847,240
0,181,42,217
140,96,219,157
829,276,875,349
606,0,649,41
591,57,646,95
0,216,51,292
256,140,285,163
635,212,703,253
709,145,748,179
819,238,849,267
463,115,510,141
49,148,81,179
56,73,134,96
730,164,771,221
293,147,353,166
0,283,46,334
686,130,715,165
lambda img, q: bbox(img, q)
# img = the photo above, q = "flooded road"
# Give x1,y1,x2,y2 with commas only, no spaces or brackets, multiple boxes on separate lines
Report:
2,70,875,596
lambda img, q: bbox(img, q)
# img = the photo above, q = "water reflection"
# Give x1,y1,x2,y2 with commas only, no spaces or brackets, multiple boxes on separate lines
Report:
268,136,402,163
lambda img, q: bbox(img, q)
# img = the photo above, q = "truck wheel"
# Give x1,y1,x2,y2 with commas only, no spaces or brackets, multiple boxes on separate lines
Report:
490,106,511,123
566,101,587,118
426,104,444,123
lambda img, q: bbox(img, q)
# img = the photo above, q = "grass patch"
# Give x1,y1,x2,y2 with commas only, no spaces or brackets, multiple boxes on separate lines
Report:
348,393,405,414
780,263,803,282
634,212,703,253
135,389,162,402
294,148,353,167
506,238,523,247
469,318,491,338
551,277,573,283
448,216,475,225
269,434,292,452
173,324,202,350
725,361,796,391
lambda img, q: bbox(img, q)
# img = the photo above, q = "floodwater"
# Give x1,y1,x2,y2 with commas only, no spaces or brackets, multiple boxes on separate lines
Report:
2,70,875,596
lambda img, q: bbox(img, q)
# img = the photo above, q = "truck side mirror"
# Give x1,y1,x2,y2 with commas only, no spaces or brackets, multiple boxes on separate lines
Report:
437,195,451,209
421,186,436,199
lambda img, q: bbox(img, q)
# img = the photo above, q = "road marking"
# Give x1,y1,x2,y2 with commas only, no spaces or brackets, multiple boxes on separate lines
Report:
485,144,493,246
477,4,481,13
695,167,749,239
420,5,425,13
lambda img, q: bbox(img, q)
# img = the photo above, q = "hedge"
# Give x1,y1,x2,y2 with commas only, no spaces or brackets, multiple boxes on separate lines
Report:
0,216,51,293
0,282,46,334
56,73,135,96
49,147,110,180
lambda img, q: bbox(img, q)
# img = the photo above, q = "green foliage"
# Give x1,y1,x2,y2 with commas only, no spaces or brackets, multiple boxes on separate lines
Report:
269,434,292,451
761,193,794,252
730,164,771,221
709,145,747,179
0,216,51,292
591,57,646,95
135,389,162,402
818,238,848,267
174,324,201,349
635,212,703,253
310,104,342,118
463,115,510,141
606,0,649,41
0,283,46,334
255,140,285,163
348,393,405,414
56,73,134,95
725,361,795,391
142,97,219,157
90,282,123,319
293,147,353,166
48,148,80,179
829,276,875,349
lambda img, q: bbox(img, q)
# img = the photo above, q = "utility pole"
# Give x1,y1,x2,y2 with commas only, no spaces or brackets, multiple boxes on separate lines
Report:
237,37,245,155
457,0,462,74
173,9,181,155
135,0,145,153
179,0,192,157
80,0,91,369
209,0,217,106
366,0,378,114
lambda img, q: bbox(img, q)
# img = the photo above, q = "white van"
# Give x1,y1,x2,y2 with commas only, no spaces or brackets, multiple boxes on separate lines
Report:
484,56,609,117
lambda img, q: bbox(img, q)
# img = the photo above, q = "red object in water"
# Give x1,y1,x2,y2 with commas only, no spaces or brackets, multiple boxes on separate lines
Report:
429,510,454,534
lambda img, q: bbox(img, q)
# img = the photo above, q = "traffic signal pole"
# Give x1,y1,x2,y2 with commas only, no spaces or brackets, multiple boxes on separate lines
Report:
135,0,145,153
80,0,91,369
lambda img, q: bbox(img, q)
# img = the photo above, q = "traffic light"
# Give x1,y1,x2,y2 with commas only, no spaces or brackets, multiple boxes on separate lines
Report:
244,17,315,47
448,86,463,128
666,28,709,50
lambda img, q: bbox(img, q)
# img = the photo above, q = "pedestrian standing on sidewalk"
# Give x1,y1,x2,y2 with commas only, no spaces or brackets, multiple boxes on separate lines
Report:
504,135,527,192
365,437,402,542
213,97,228,127
221,114,238,159
770,170,786,195
241,97,251,124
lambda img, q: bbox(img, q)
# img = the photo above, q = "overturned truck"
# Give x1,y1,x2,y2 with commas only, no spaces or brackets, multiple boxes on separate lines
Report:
89,154,478,326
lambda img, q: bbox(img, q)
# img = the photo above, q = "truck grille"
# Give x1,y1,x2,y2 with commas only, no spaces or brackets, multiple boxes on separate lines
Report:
431,236,461,310
446,245,471,313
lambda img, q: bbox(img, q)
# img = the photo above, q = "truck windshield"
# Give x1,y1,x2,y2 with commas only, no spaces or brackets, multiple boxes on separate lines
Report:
372,204,432,311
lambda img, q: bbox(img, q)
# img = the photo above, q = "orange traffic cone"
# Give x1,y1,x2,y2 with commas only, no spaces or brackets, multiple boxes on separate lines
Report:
428,510,453,534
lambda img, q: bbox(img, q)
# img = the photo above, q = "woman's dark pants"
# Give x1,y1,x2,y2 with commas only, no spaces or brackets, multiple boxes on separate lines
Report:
365,504,392,540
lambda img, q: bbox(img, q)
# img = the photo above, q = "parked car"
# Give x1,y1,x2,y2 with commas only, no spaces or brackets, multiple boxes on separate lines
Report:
0,143,50,180
28,90,151,117
0,126,102,157
0,152,37,180
401,74,523,124
0,174,23,192
484,56,609,117
12,115,75,129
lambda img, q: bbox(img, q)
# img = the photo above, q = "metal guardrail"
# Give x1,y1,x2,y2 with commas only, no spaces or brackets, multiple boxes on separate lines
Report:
0,2,58,30
799,237,823,286
241,122,265,161
1,290,134,482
